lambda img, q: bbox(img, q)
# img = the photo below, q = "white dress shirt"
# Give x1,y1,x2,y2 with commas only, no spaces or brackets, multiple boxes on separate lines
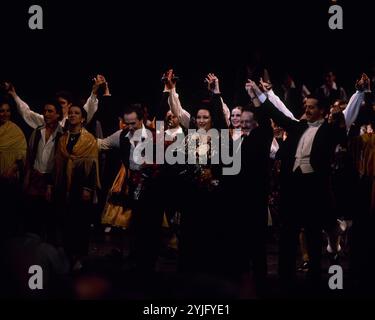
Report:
14,93,98,129
293,119,325,173
34,125,64,174
126,125,149,171
97,129,122,150
97,125,149,171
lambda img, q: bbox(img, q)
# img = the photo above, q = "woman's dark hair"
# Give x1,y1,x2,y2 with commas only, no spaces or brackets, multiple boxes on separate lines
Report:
332,99,346,108
232,106,244,112
191,98,228,130
229,106,244,129
69,104,88,122
0,97,26,126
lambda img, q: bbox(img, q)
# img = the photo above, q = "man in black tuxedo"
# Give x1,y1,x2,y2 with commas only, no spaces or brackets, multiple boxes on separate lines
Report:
257,75,369,291
256,75,368,292
223,83,273,296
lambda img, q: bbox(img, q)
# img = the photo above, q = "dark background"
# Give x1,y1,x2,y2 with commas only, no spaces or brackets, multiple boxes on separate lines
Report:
0,0,372,114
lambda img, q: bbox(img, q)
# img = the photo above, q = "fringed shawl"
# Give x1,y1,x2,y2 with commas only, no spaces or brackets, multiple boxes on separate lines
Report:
0,121,27,176
55,128,100,198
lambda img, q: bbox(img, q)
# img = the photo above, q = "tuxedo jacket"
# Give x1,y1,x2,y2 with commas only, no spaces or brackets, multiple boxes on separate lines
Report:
262,99,347,178
222,106,273,205
240,106,274,192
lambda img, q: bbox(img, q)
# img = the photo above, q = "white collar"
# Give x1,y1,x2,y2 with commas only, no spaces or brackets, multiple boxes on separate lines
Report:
41,124,63,135
307,119,325,127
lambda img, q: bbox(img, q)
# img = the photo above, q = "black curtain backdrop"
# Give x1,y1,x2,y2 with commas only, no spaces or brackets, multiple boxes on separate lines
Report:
0,0,370,115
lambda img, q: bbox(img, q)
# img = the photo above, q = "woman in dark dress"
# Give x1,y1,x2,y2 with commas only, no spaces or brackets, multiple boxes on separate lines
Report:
54,105,100,267
177,74,229,275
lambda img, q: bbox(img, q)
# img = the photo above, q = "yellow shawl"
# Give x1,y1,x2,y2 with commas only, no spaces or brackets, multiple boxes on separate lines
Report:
55,128,100,196
352,133,375,177
0,121,27,176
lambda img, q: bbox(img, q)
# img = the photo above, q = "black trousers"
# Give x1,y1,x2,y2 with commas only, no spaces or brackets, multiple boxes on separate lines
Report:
63,200,92,258
131,190,165,272
27,196,60,244
178,187,226,275
278,170,335,286
230,194,268,285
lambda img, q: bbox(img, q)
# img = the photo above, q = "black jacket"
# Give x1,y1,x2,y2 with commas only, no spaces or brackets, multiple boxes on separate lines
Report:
240,106,274,192
223,105,273,203
262,99,347,178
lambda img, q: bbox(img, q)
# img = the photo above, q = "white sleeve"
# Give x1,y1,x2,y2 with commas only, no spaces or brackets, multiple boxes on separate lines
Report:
168,88,191,129
343,91,365,131
266,90,299,121
248,85,267,104
13,95,44,129
97,129,122,150
83,93,98,124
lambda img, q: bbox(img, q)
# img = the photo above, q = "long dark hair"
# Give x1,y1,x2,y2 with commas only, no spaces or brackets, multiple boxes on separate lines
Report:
191,99,228,130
